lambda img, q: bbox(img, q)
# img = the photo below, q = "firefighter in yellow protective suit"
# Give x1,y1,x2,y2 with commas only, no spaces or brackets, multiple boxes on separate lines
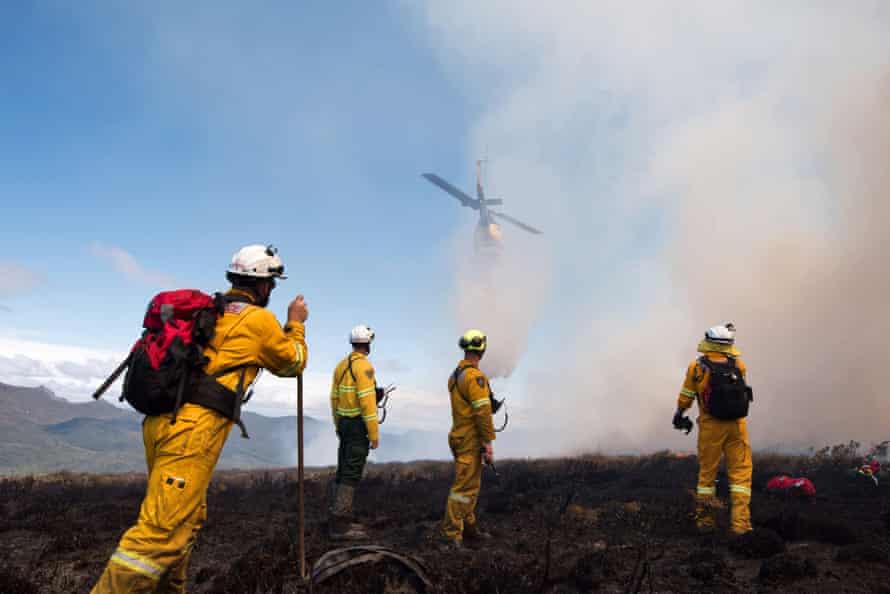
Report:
91,245,308,594
328,324,383,540
673,323,753,535
442,329,496,549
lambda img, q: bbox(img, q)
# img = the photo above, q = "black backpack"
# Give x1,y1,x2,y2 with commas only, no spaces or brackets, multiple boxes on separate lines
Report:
699,356,753,420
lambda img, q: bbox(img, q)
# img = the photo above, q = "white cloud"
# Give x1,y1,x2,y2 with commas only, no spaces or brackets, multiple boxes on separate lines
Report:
0,262,44,299
0,336,124,402
89,242,176,288
0,334,449,432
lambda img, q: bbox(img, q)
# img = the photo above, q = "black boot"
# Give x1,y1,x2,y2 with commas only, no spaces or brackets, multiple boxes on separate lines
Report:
464,522,492,541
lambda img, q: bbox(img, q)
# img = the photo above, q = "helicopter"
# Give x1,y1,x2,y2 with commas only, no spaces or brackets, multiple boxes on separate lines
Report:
422,160,542,250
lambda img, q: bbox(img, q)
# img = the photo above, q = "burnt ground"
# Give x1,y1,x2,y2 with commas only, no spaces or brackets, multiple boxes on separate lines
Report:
2,449,890,593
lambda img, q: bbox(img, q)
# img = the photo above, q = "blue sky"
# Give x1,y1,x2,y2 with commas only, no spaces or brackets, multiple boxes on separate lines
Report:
2,2,889,455
0,1,543,429
1,2,469,346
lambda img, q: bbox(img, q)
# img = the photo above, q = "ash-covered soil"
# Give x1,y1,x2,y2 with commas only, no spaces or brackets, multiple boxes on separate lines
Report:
1,450,889,593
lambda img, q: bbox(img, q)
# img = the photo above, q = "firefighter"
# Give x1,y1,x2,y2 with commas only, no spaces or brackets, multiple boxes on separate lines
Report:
441,329,496,549
91,245,308,593
328,324,380,540
673,323,753,535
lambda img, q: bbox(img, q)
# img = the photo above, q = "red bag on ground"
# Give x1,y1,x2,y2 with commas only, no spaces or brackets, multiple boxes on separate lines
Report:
766,475,816,497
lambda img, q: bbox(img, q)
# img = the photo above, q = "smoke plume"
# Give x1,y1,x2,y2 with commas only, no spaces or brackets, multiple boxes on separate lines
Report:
453,223,550,378
414,2,890,452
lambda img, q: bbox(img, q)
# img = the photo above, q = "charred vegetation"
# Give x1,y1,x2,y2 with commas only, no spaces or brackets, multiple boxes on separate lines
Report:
1,450,889,593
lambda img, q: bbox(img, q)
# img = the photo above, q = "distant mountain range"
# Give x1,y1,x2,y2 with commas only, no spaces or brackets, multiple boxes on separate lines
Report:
0,382,448,476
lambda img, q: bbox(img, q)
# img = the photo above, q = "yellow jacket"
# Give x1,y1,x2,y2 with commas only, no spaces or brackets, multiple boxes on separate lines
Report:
677,351,747,419
330,352,379,441
448,360,496,445
203,290,308,393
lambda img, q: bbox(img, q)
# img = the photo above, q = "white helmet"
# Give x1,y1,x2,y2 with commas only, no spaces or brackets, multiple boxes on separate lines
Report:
705,322,736,345
350,324,375,345
227,244,287,279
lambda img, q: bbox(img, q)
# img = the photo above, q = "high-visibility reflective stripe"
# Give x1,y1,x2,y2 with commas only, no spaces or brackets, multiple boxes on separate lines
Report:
336,408,361,416
277,344,305,376
295,343,305,365
697,486,716,496
362,414,377,421
471,398,490,409
449,492,470,504
680,388,697,398
109,549,163,580
337,385,356,392
357,388,375,399
729,484,751,495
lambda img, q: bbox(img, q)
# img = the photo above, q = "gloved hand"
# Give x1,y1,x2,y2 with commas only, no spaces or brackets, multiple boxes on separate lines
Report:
375,384,396,403
481,442,494,464
673,410,693,434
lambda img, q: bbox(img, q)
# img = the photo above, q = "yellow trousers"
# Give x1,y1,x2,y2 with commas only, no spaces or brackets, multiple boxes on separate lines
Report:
695,416,752,534
91,404,232,593
442,438,483,541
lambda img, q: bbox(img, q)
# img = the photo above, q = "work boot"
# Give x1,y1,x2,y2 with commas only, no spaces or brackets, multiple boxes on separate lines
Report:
328,484,368,541
330,516,369,540
438,538,463,552
463,522,492,541
694,497,718,534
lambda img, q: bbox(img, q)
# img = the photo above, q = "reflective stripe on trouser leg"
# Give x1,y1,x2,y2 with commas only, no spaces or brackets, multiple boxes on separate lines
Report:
726,419,753,534
90,404,231,594
695,416,727,530
442,446,482,540
110,549,164,579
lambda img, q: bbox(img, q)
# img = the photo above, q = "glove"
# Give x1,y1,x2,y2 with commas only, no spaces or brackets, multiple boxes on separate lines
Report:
673,410,693,434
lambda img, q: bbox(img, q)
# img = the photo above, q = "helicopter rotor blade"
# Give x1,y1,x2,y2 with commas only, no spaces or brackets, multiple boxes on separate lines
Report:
490,210,543,235
421,174,480,210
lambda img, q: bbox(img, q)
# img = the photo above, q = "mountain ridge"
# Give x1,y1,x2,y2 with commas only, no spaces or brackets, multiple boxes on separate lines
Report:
0,383,447,475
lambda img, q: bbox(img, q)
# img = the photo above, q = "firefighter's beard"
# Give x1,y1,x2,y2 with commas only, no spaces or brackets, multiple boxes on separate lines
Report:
255,286,271,308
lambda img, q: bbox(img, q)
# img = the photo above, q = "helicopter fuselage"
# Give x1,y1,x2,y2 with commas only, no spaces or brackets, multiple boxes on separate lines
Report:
474,201,503,250
421,160,541,250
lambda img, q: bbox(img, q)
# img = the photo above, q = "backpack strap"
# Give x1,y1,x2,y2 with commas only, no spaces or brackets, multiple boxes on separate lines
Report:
337,355,359,386
698,355,735,373
450,364,475,404
186,368,251,438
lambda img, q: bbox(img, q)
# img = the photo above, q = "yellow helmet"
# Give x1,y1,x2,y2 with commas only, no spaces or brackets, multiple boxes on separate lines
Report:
458,329,487,352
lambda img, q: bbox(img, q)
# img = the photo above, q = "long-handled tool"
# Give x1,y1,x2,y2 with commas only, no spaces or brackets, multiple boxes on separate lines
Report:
297,372,307,580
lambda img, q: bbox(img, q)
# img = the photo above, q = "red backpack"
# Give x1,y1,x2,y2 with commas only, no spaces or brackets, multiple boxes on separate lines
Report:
94,290,240,425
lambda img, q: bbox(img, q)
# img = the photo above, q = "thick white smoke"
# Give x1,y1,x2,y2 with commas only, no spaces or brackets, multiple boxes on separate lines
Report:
452,217,550,378
411,2,890,452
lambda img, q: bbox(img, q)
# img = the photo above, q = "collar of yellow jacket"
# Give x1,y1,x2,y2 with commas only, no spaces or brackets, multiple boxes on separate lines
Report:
226,288,257,304
349,351,367,360
697,339,740,357
458,358,478,369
